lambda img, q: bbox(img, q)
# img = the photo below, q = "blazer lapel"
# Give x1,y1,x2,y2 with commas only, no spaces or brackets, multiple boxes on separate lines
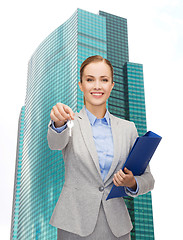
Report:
77,106,102,180
104,113,121,185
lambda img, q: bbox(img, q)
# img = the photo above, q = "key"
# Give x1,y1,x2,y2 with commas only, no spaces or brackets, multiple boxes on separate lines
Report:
67,119,74,137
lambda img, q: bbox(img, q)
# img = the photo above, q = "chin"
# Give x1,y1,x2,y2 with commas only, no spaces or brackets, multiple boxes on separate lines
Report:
88,101,106,107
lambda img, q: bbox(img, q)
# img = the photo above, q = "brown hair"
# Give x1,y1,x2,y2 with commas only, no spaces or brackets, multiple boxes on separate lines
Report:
80,55,114,83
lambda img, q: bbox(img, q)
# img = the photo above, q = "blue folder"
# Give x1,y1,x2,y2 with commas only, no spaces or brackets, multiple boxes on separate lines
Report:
106,131,162,200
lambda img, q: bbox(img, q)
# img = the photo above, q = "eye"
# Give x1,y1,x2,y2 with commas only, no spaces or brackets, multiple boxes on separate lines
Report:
86,78,93,82
102,78,108,82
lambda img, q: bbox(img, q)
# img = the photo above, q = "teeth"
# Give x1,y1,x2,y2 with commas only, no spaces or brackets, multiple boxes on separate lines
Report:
92,93,103,95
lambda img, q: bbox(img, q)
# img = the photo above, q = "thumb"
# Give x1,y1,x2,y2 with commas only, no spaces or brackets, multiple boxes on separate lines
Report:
124,167,131,174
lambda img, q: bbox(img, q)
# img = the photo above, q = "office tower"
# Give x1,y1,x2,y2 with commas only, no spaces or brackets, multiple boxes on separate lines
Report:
10,106,25,240
11,8,154,240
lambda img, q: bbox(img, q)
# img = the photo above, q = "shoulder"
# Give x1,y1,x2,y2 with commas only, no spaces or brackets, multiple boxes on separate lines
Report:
110,114,138,143
109,113,136,129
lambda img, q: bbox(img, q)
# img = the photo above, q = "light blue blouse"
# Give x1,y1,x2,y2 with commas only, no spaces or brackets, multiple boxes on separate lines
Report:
84,107,113,181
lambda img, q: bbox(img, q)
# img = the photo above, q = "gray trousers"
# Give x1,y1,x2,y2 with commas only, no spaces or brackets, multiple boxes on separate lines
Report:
57,202,131,240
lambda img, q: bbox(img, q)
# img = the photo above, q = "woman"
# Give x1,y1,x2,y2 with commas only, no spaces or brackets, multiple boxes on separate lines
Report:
47,55,155,240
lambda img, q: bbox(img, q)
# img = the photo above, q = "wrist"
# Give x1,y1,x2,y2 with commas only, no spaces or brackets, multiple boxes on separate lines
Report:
129,178,137,190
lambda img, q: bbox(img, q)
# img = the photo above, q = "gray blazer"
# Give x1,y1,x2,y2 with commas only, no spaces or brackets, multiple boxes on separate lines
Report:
47,106,155,237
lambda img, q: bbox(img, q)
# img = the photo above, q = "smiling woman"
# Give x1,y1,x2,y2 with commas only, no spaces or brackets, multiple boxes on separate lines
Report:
78,55,114,118
47,55,154,240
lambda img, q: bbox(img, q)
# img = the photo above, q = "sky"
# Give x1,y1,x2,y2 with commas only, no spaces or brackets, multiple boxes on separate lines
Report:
0,0,183,239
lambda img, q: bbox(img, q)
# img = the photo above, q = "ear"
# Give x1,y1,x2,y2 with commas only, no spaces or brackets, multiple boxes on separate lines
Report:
111,82,115,90
78,81,83,92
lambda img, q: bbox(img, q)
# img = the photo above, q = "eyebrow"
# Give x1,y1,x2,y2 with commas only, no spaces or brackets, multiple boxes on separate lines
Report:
85,75,109,78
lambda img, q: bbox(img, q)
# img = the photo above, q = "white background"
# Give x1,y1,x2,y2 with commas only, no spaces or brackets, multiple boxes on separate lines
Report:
0,0,183,239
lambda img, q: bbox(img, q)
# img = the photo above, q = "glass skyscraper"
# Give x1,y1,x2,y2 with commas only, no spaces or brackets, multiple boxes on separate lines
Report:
11,8,154,240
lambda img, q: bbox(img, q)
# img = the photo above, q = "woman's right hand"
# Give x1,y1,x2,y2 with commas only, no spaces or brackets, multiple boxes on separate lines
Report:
50,103,75,128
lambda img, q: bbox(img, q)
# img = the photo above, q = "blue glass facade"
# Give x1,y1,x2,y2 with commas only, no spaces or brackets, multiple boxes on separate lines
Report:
11,8,154,240
99,10,129,119
77,9,107,111
124,62,154,239
11,106,25,239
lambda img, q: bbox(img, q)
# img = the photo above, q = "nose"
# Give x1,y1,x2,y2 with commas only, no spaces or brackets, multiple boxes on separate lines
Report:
94,80,101,89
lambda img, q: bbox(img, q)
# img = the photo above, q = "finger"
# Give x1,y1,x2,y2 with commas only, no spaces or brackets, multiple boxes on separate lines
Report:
50,109,64,122
63,105,75,120
56,103,71,120
124,167,132,175
116,172,124,182
113,177,119,187
119,169,126,178
53,105,68,121
114,174,123,186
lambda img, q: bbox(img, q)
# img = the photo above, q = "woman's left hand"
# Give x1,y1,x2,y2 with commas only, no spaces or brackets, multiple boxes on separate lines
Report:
113,167,137,190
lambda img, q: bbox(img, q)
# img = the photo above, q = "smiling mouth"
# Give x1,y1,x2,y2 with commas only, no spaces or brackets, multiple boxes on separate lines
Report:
91,93,104,96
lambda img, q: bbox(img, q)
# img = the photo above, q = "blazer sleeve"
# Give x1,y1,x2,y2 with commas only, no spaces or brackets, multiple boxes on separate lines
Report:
125,122,155,197
47,120,70,150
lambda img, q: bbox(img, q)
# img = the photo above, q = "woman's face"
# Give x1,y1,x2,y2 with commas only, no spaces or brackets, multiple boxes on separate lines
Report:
78,61,114,109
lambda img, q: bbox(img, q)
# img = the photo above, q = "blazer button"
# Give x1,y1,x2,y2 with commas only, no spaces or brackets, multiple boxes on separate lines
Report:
99,186,104,192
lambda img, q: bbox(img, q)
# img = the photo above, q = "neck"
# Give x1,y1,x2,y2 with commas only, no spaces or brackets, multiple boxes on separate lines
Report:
85,103,107,119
